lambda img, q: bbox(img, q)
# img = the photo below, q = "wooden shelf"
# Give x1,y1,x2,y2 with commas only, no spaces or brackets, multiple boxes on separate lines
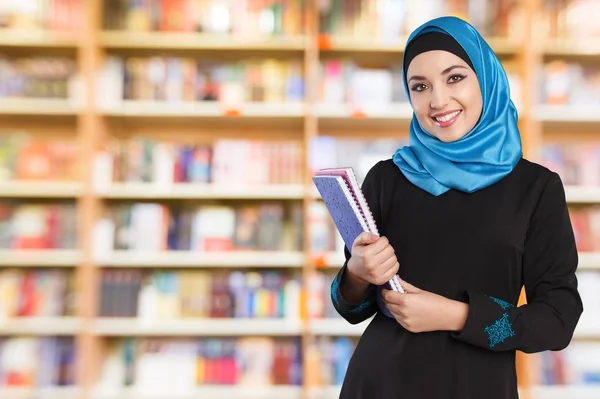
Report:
100,250,305,268
0,317,81,335
0,30,79,49
0,181,83,198
578,252,600,270
0,387,80,399
0,98,79,116
311,251,346,269
486,37,521,55
316,102,413,120
535,105,600,123
319,36,406,53
565,186,600,204
97,183,305,200
531,385,600,399
6,385,566,399
0,249,81,267
307,386,342,399
93,318,304,337
93,386,303,399
100,31,307,51
544,38,600,57
100,101,305,120
309,318,370,336
573,327,600,341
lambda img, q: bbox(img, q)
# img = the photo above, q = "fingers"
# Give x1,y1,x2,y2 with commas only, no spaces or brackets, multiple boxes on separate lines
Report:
371,240,394,263
382,289,406,306
385,262,401,284
400,280,421,293
361,239,390,268
362,238,394,267
351,234,399,287
365,235,391,257
373,256,399,285
353,232,379,247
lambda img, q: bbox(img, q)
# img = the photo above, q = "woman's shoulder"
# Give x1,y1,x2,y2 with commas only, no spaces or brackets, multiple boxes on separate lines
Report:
513,157,562,187
366,158,404,180
363,158,412,190
511,158,567,209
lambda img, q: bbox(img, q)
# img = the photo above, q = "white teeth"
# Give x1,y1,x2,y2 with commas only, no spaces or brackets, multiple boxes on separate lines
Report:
435,110,461,122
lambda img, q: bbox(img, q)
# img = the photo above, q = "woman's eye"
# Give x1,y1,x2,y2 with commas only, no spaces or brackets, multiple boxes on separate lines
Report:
411,83,428,92
448,74,466,83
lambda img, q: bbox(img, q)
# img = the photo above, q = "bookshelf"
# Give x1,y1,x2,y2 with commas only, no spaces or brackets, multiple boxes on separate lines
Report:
0,1,598,399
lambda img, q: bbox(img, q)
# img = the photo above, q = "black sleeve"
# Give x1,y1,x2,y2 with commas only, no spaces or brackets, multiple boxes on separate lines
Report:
451,172,584,353
330,162,383,324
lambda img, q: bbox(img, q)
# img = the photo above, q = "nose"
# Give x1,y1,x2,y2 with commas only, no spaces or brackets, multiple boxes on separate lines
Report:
430,86,450,109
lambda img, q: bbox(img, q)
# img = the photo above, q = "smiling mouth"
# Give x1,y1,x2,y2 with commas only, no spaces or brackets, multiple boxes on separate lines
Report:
431,110,462,127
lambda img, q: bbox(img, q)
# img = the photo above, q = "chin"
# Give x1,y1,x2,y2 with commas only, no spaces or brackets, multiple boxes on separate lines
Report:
427,125,469,143
438,131,467,143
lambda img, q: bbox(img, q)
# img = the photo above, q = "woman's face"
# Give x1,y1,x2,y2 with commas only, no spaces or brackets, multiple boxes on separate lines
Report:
406,50,483,143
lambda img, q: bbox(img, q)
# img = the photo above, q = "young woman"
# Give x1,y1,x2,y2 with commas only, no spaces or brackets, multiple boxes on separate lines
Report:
331,16,584,399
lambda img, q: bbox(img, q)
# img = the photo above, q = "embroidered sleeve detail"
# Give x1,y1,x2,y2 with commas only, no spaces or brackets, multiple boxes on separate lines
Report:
331,274,371,313
488,296,514,310
331,276,340,304
484,313,515,348
352,301,371,313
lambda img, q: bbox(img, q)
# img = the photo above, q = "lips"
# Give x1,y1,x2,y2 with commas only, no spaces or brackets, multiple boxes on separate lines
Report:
431,110,462,128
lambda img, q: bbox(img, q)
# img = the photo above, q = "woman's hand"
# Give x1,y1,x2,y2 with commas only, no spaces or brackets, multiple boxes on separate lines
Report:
341,232,400,304
382,281,469,333
347,232,400,286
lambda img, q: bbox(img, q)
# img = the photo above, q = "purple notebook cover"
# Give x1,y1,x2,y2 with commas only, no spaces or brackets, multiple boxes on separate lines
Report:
312,175,367,251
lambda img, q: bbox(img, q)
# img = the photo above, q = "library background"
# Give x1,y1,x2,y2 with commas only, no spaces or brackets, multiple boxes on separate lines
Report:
0,0,598,398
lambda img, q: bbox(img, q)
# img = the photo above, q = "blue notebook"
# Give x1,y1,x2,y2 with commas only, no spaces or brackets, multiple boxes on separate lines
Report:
312,171,404,294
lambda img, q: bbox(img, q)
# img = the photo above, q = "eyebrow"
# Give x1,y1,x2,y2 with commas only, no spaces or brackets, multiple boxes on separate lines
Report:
407,65,468,83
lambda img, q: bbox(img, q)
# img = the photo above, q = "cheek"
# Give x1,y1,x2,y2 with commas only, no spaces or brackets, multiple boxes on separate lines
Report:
459,84,483,126
409,95,431,124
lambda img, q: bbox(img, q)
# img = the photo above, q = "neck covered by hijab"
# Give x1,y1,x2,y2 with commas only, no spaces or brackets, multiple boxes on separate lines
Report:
392,16,523,197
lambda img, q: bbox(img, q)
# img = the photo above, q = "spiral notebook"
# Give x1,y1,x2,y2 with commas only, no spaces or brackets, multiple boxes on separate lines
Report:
313,167,404,293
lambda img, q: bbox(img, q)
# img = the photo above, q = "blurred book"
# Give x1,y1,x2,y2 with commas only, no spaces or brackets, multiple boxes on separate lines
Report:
541,143,600,186
305,336,358,387
318,0,520,40
99,201,303,253
0,337,76,387
539,0,600,39
0,0,82,32
0,56,77,99
542,60,600,106
99,56,304,106
102,137,303,186
535,342,600,386
309,136,407,183
318,59,406,107
0,269,76,322
96,337,303,395
103,0,304,37
0,201,77,250
0,133,80,182
97,269,302,320
306,271,340,319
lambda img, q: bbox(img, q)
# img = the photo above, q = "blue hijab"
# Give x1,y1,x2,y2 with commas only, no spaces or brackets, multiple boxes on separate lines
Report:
392,16,522,196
